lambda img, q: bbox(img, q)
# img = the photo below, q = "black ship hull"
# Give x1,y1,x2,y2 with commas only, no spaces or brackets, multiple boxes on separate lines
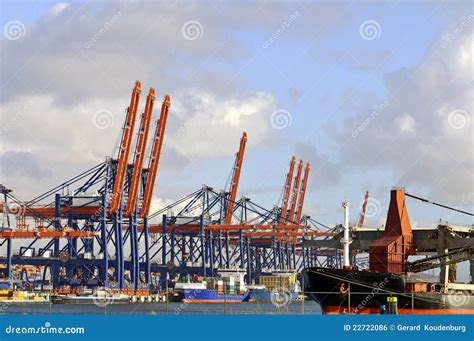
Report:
302,267,474,314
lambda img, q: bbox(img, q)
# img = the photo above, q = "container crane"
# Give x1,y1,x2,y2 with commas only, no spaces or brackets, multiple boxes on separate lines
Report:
109,81,142,215
140,95,170,218
279,156,296,224
124,88,155,217
224,132,247,225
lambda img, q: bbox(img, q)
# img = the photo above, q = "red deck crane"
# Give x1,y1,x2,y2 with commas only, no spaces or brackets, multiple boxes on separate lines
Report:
279,156,296,224
294,162,310,224
358,191,369,226
287,160,303,224
109,81,142,215
224,132,247,225
140,95,170,218
124,88,155,217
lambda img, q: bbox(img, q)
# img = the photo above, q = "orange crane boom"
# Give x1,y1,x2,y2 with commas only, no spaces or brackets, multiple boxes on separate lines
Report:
109,81,142,214
279,156,296,224
287,160,303,224
224,132,247,225
295,162,310,224
358,191,369,226
140,95,171,218
124,88,155,217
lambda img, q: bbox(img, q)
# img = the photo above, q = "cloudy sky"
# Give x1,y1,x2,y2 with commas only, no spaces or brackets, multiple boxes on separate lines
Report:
0,0,472,228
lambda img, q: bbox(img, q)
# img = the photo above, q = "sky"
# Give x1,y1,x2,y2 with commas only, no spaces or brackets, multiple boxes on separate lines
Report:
0,0,473,231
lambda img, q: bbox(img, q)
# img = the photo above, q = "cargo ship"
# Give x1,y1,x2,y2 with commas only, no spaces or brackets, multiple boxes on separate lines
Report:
303,189,474,314
246,272,302,302
171,272,249,303
171,283,249,303
246,285,300,302
302,267,474,314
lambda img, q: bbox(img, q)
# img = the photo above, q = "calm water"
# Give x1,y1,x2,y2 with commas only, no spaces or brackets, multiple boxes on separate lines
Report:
1,301,322,315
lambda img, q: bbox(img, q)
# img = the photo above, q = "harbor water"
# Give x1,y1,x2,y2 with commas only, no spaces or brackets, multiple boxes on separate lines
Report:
1,301,322,315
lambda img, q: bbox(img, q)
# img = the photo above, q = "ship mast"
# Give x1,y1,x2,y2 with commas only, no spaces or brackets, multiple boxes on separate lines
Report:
342,201,351,268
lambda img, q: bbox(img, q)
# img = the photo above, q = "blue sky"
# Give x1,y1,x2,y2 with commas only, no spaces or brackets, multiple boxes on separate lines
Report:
0,1,472,231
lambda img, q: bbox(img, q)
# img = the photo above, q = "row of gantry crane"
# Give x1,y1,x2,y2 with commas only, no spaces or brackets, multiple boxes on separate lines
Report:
0,81,341,292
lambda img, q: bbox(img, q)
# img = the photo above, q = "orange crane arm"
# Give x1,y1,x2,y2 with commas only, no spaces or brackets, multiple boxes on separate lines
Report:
224,132,247,225
287,160,303,224
124,88,155,217
109,81,141,214
140,95,171,218
358,191,369,226
295,162,310,224
243,231,333,237
279,156,296,224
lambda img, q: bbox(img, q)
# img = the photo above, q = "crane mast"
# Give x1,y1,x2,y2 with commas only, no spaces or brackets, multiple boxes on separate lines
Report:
140,95,170,218
295,162,310,224
358,191,369,226
109,81,141,214
287,160,303,224
279,156,296,224
224,132,247,225
124,88,155,217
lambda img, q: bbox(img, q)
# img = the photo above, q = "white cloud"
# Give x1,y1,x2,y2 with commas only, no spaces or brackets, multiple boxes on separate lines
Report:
395,114,416,133
48,3,70,16
339,27,473,202
171,90,277,158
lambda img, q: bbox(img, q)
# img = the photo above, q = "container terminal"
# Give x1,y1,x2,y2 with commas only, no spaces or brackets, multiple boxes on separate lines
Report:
0,81,472,313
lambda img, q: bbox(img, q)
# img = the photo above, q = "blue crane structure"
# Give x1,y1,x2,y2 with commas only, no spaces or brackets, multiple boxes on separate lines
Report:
0,81,337,293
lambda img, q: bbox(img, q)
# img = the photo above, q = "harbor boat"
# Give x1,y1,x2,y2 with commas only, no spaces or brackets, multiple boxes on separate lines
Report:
51,288,129,304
